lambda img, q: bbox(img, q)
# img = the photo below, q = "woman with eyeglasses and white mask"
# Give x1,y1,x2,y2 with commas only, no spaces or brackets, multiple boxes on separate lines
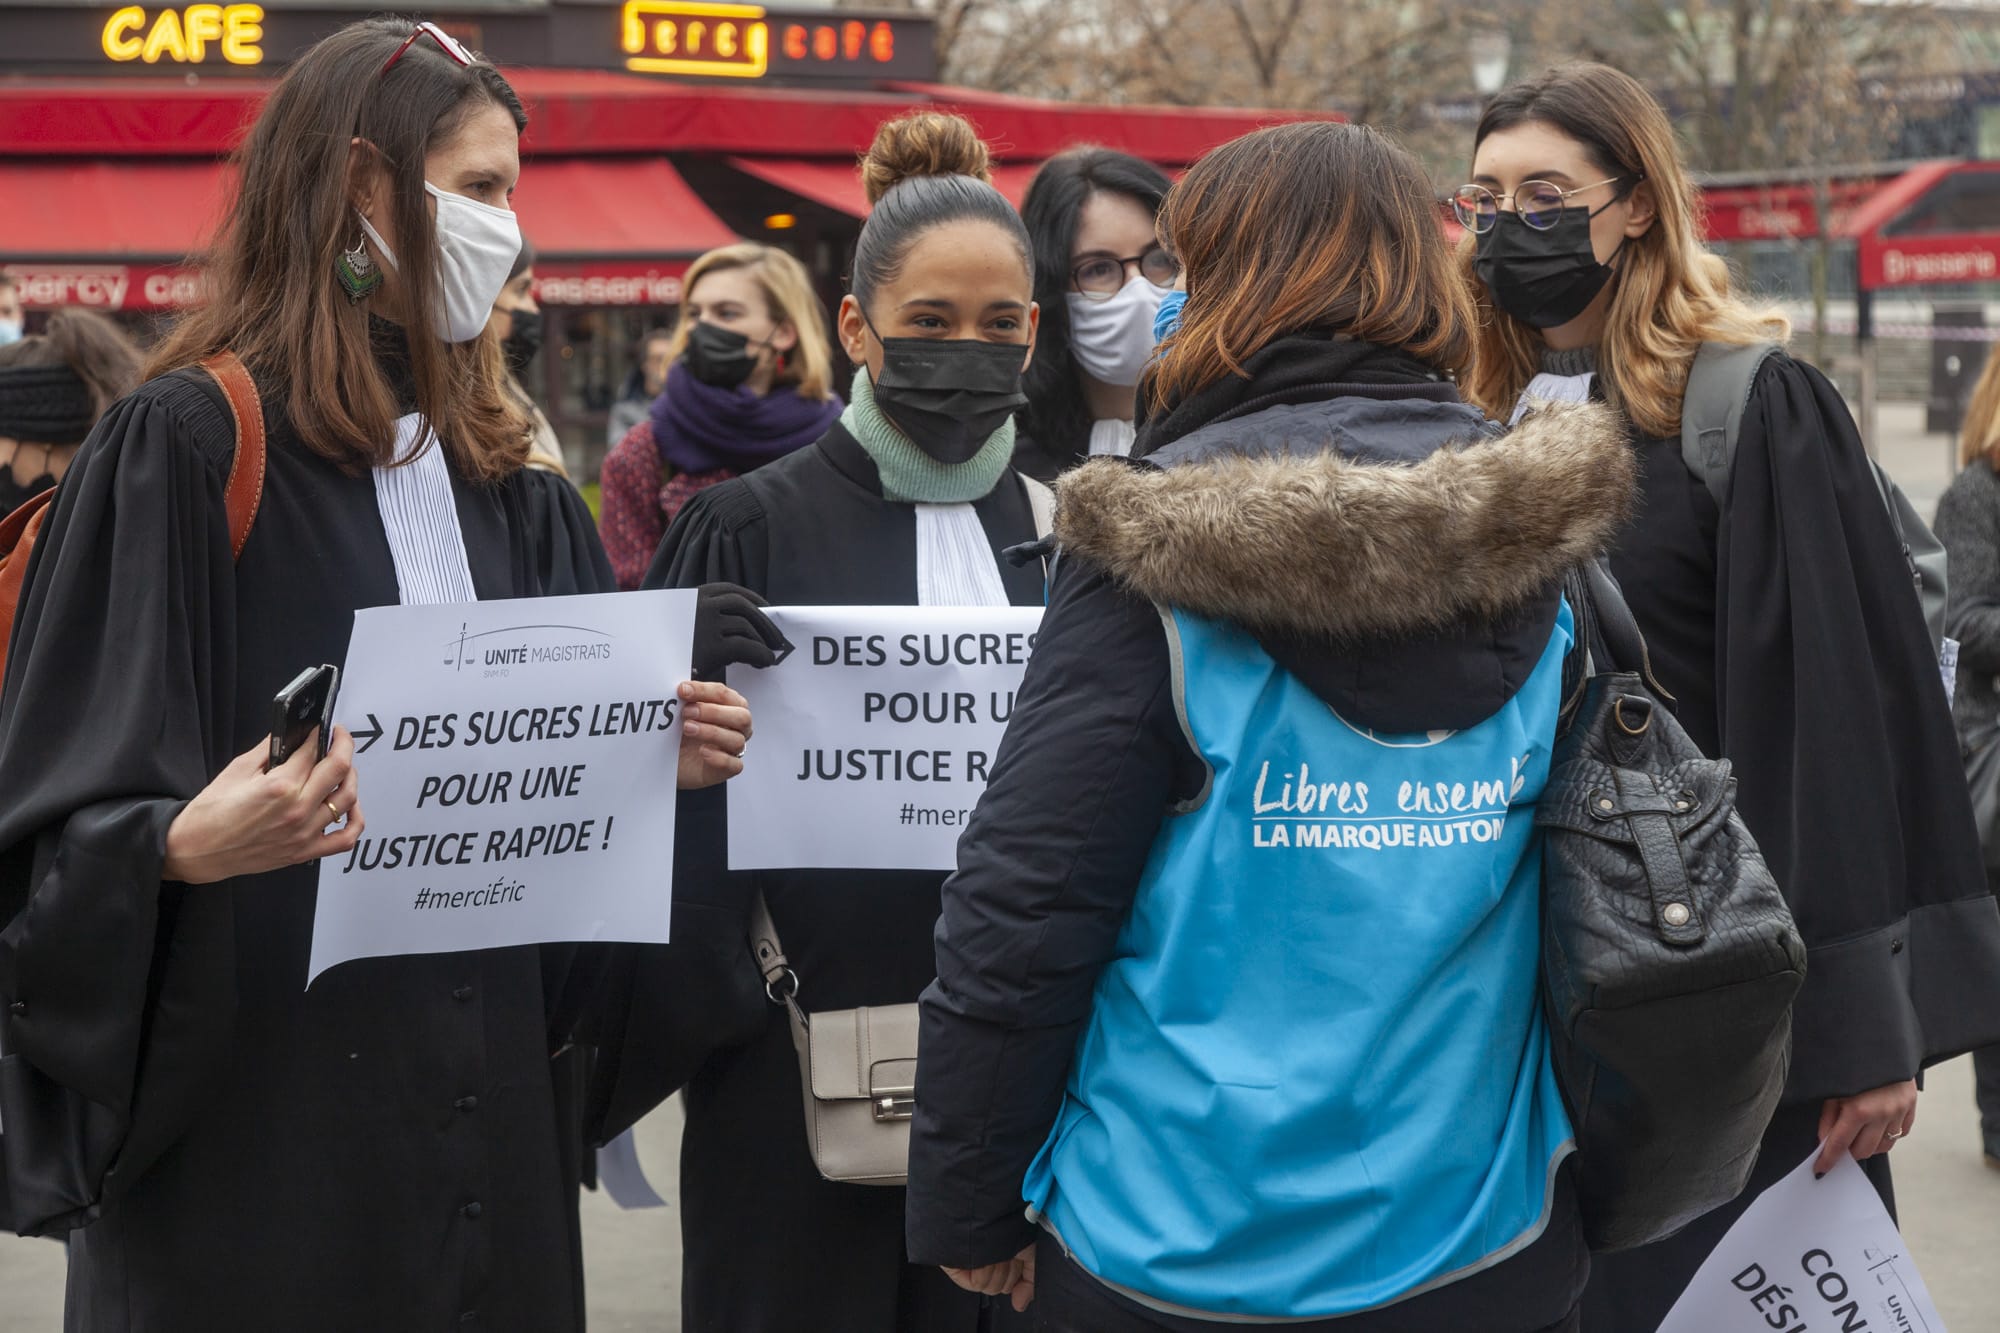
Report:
0,21,763,1330
1457,62,2000,1329
1011,148,1176,481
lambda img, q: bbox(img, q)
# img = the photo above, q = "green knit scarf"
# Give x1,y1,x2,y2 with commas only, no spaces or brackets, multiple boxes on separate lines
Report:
839,366,1016,504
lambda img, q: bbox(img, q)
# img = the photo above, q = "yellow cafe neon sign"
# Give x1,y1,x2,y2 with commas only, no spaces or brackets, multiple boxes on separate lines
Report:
621,1,770,78
102,4,266,66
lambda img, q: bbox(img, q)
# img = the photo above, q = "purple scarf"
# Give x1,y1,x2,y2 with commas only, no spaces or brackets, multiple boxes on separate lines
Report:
650,362,842,475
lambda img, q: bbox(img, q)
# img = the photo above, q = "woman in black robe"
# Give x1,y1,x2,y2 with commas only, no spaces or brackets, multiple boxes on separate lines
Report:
640,112,1045,1332
1457,63,2000,1327
0,22,751,1331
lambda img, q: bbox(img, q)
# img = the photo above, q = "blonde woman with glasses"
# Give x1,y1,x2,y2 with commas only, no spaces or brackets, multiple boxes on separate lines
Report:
1458,61,2000,1328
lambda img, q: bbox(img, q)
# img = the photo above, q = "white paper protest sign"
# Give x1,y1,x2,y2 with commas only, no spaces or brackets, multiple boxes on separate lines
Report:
726,605,1043,871
1660,1149,1947,1333
308,590,697,985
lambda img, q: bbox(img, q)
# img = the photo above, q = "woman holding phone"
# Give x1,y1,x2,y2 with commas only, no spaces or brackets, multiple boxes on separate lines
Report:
0,20,757,1330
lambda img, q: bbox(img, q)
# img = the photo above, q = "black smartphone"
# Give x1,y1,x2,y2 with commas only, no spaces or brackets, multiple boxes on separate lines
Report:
268,664,340,770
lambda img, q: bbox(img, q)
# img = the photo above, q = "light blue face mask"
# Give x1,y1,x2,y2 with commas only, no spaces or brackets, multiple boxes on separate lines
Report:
1151,288,1187,345
0,319,22,347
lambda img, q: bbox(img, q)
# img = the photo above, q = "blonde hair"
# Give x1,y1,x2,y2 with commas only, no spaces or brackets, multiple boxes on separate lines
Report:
670,243,835,401
1461,63,1790,440
1962,350,2000,469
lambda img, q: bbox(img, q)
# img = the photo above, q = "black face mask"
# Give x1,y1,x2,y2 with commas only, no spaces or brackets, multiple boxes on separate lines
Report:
502,307,543,376
867,323,1029,465
1474,206,1627,331
683,321,764,390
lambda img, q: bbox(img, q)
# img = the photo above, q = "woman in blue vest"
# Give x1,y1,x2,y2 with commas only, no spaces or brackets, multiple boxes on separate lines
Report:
905,121,1633,1330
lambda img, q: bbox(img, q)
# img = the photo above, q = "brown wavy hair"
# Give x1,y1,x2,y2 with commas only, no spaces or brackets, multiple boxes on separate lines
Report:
148,19,530,481
1149,122,1472,410
1460,63,1788,439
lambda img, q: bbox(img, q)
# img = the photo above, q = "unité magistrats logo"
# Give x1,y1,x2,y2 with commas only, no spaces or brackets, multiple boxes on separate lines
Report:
444,622,616,673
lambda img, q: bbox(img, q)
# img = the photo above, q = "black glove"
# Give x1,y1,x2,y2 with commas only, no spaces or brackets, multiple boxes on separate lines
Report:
691,582,792,677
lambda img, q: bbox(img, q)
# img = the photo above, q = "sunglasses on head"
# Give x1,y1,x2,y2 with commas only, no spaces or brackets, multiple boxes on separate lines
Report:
379,21,475,76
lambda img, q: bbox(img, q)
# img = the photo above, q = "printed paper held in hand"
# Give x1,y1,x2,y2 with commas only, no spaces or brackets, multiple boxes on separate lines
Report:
307,590,696,985
726,605,1044,872
1659,1149,1946,1333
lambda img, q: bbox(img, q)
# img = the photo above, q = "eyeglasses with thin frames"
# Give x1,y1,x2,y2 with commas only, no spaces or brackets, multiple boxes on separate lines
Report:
1451,175,1637,234
1071,246,1181,300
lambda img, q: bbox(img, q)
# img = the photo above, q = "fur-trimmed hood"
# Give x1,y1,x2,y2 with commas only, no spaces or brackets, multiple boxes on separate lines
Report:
1056,397,1632,642
1052,394,1635,732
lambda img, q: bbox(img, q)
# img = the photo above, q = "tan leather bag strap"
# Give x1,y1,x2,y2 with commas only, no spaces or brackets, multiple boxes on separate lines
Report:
197,351,266,561
749,890,795,1002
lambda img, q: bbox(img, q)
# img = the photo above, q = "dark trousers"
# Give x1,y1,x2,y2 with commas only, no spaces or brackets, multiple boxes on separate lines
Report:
1031,1235,1583,1333
1978,1045,2000,1145
1582,1100,1895,1331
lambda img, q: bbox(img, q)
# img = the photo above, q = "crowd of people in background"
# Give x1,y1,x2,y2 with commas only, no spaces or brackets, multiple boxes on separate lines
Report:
2,15,1999,1333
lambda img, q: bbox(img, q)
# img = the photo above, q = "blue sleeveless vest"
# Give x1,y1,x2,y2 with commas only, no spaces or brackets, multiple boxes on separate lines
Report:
1024,604,1576,1320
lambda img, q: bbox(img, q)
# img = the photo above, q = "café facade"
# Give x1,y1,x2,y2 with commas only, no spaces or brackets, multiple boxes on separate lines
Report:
0,0,1323,471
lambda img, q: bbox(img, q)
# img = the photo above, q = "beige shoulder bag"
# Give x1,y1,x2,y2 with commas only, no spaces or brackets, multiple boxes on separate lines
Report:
745,488,1053,1187
750,892,917,1187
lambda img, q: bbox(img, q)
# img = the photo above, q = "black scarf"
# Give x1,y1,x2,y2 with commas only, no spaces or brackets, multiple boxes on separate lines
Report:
1135,332,1456,457
0,364,96,445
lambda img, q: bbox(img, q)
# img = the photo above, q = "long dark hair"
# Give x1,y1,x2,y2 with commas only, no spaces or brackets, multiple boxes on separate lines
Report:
149,19,530,481
1152,122,1472,409
1019,148,1169,457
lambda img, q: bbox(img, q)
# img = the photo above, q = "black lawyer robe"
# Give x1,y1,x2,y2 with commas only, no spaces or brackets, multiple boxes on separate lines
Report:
1585,353,2000,1328
640,421,1042,1333
0,365,613,1332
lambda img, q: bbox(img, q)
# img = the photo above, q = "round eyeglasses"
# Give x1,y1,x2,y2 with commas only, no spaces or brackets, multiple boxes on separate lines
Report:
1071,246,1181,300
1451,176,1635,233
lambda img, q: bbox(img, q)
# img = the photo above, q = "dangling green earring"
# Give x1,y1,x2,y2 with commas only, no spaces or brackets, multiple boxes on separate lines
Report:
336,234,381,303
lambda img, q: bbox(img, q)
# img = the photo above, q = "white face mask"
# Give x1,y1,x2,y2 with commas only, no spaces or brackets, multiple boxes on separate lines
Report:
1065,273,1167,389
0,319,21,347
356,182,522,344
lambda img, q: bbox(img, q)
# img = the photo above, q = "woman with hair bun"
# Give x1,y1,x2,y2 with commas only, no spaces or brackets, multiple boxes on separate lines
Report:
1458,62,2000,1327
643,110,1045,1331
0,307,143,512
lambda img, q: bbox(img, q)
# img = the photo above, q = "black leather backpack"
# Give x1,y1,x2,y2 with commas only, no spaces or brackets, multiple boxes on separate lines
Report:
1538,563,1806,1251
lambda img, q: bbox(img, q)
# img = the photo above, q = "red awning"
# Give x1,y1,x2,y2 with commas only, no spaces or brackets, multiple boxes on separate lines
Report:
0,155,731,309
0,157,232,260
516,157,737,306
727,156,1038,216
0,71,1335,161
1836,160,2000,291
514,157,737,258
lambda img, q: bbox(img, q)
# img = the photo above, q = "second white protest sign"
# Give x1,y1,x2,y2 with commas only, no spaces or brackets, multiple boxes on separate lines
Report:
727,605,1043,871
